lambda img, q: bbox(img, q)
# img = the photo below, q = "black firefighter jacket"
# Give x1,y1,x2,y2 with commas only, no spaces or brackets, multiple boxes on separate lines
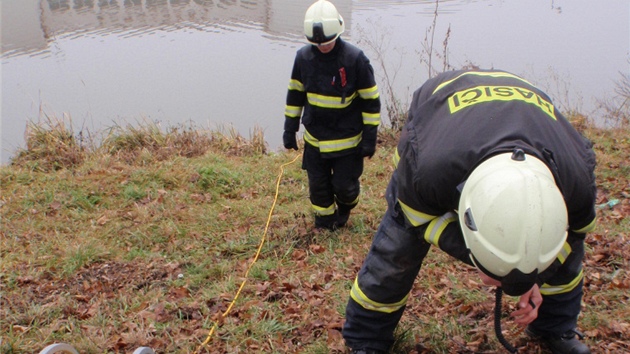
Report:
284,38,381,158
392,69,597,288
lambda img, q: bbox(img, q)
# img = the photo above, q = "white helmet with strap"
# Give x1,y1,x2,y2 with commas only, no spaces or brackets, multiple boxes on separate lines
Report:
458,149,568,296
304,0,345,45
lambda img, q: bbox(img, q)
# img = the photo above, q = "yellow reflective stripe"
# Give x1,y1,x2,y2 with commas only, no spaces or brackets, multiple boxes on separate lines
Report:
319,134,361,152
556,241,572,264
285,105,303,118
307,92,358,108
312,202,336,216
358,85,380,100
432,71,536,95
573,218,596,233
303,130,319,147
340,194,360,206
288,79,304,92
540,270,583,296
304,130,362,153
350,278,408,313
393,148,400,168
424,212,457,247
447,85,557,120
362,112,381,126
398,199,437,227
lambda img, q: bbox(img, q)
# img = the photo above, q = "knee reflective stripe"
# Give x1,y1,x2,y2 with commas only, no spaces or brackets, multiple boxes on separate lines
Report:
556,241,572,264
337,194,359,207
424,211,457,247
350,278,408,313
540,269,584,296
398,199,436,227
312,202,336,216
574,218,596,233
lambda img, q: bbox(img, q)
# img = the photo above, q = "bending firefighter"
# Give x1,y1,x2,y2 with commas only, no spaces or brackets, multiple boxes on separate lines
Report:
342,70,596,354
283,0,381,230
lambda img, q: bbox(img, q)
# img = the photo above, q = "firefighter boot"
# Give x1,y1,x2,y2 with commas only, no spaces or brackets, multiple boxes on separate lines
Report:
314,213,338,231
336,203,352,228
526,327,590,354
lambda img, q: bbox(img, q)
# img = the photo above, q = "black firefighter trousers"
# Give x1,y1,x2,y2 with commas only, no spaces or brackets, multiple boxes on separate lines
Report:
303,143,364,228
342,180,586,352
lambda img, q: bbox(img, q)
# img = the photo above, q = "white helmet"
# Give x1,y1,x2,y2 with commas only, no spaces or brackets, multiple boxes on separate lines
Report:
304,0,345,45
458,149,568,296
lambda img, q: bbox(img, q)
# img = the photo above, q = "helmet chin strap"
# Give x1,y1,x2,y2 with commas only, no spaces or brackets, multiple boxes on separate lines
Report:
494,287,518,353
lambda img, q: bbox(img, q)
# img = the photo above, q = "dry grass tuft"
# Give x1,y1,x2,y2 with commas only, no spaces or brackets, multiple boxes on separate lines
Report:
598,71,630,128
10,119,269,169
12,117,87,171
206,125,268,157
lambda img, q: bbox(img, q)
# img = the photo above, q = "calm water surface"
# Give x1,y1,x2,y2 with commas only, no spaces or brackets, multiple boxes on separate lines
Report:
1,0,628,164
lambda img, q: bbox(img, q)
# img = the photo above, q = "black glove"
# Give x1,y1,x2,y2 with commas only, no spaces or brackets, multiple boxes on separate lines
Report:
361,142,376,159
283,131,298,150
360,126,377,159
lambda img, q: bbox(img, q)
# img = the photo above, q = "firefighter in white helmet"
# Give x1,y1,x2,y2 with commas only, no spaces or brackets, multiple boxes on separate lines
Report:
303,0,345,46
342,69,596,354
283,0,381,230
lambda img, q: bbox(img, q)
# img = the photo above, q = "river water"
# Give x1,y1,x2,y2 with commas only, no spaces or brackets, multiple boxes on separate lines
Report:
1,0,628,164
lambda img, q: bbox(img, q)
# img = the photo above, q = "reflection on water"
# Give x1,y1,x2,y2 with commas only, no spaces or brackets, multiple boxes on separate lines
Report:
2,0,356,59
1,0,628,164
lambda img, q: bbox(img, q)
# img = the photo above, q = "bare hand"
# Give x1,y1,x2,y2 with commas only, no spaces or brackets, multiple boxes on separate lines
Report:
477,270,542,326
511,284,542,326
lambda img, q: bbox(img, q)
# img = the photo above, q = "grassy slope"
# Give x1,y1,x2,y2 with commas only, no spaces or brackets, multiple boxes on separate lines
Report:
0,125,628,353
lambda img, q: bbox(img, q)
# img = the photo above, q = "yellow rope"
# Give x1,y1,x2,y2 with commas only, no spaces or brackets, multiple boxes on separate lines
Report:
194,153,301,353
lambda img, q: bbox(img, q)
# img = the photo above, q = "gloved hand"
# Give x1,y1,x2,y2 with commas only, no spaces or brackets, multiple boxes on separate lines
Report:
283,131,298,150
361,125,377,159
361,142,376,159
